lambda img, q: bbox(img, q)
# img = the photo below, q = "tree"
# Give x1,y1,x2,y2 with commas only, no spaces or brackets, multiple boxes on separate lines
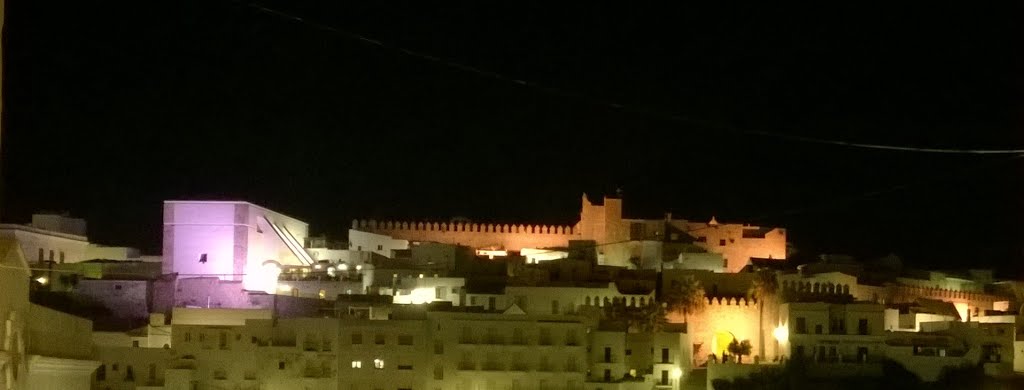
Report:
727,339,753,363
748,269,779,360
664,275,706,326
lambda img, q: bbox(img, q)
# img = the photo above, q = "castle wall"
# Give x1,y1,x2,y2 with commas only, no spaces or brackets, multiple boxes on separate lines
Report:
667,297,766,364
351,219,579,251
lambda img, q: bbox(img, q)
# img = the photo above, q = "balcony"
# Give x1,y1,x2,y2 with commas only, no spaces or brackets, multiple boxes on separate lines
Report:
482,362,504,371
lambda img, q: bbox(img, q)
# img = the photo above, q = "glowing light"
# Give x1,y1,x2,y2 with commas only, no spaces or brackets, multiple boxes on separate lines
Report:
351,360,361,368
35,276,48,285
278,284,293,292
773,325,788,344
672,368,683,379
314,264,322,270
418,274,424,278
373,358,384,369
338,264,349,271
356,265,363,271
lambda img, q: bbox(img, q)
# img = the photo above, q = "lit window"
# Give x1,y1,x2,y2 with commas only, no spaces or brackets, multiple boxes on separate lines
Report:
374,359,384,369
351,360,362,368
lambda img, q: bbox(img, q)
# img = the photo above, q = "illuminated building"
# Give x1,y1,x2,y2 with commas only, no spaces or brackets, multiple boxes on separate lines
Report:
0,238,100,390
162,201,316,293
353,194,787,272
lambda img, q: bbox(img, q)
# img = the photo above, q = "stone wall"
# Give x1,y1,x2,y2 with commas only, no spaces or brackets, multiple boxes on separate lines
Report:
352,219,579,251
667,297,766,365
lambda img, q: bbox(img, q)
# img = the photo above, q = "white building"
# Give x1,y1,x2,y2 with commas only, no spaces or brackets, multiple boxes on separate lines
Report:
0,238,99,390
162,201,315,293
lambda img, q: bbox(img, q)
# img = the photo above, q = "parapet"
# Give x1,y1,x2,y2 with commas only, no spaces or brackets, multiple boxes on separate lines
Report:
351,219,576,235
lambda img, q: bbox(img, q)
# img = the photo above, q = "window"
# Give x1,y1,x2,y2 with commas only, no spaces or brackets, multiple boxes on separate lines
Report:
397,364,413,370
857,347,869,363
184,332,192,342
661,370,669,385
795,318,807,334
96,364,106,381
434,365,444,380
377,244,383,250
49,250,54,262
512,328,526,345
488,296,496,309
436,286,447,300
551,300,559,314
125,365,135,382
59,251,65,264
470,296,478,305
398,335,413,345
625,349,632,356
37,248,44,262
219,332,228,349
858,319,869,335
795,345,805,357
629,223,645,240
318,289,327,299
434,340,444,354
603,369,611,382
661,348,670,363
719,239,726,246
351,332,363,344
115,284,122,290
815,324,823,334
604,347,612,363
565,329,578,346
375,333,385,345
373,359,384,369
351,361,362,368
213,369,227,380
132,340,140,347
279,361,286,370
539,328,552,345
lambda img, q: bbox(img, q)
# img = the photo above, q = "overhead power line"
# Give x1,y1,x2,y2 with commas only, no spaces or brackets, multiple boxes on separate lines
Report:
243,2,1024,155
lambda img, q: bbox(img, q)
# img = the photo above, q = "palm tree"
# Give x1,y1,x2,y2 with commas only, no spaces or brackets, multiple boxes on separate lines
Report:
748,269,780,360
664,275,706,327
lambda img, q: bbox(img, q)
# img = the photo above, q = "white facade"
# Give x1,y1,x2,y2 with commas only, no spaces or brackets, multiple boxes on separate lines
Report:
391,276,466,305
0,224,89,264
348,229,409,258
163,201,314,293
0,238,99,390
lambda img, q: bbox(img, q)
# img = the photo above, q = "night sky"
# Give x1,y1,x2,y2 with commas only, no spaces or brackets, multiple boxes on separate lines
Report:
4,2,1022,274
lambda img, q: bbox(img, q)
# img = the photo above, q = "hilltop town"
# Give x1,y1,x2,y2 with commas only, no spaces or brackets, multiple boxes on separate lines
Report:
2,194,1022,389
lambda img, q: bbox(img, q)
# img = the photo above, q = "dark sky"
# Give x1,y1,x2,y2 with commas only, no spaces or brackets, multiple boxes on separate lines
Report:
4,2,1022,274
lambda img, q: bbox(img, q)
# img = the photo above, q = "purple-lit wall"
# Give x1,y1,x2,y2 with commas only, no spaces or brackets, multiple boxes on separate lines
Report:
163,201,310,292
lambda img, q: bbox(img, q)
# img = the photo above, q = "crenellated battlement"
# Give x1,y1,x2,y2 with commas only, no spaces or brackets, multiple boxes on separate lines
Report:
351,219,577,236
705,296,756,307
